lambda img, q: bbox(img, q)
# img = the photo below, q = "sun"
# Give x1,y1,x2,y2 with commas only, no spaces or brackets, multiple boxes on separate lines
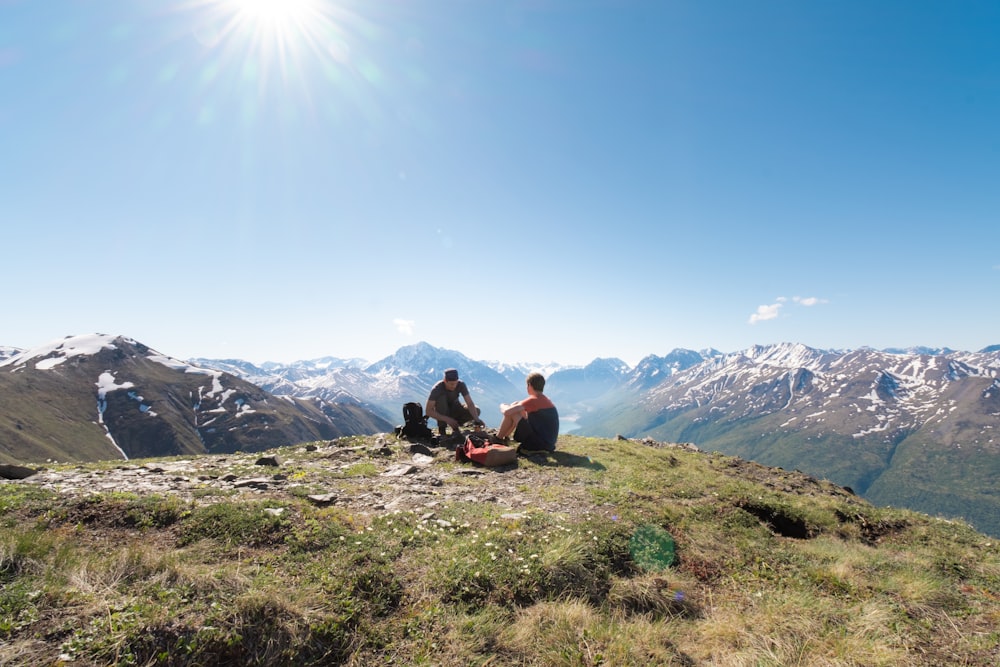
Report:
223,0,325,49
190,0,341,85
192,0,331,53
185,0,369,105
228,0,320,30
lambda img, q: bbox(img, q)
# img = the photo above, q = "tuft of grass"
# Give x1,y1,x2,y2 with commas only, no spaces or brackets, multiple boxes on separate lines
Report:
177,501,289,547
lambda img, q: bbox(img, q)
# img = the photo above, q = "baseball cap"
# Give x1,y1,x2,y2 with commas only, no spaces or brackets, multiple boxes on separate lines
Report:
444,368,459,381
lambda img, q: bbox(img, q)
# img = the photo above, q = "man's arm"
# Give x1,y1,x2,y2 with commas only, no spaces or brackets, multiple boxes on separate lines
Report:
463,392,480,422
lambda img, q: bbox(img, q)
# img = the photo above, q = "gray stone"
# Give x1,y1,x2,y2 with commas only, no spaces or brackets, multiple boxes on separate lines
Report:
233,478,271,488
255,455,282,467
408,443,434,456
0,464,37,480
381,464,418,477
307,493,338,505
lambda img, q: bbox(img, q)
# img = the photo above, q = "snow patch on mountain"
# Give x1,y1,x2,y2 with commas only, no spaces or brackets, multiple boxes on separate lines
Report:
1,334,127,371
95,370,133,459
149,354,221,377
485,360,571,379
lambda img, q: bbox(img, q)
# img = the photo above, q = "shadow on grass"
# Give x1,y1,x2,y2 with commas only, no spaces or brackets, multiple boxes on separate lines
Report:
529,450,607,471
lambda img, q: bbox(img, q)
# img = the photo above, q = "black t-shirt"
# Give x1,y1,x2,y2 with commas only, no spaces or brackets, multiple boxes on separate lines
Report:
428,380,468,407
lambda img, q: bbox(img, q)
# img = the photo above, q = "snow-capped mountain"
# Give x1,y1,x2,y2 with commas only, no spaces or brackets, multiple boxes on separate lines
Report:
578,342,1000,537
203,342,538,425
625,348,720,391
0,334,391,464
486,360,571,386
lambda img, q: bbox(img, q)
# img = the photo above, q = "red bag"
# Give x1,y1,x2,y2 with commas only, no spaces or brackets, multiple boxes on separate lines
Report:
456,431,517,467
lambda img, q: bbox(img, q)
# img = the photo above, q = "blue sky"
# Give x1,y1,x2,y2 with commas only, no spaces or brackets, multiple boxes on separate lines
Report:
2,0,998,366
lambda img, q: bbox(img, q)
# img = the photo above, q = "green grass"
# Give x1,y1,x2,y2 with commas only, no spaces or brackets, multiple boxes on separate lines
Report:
0,434,998,665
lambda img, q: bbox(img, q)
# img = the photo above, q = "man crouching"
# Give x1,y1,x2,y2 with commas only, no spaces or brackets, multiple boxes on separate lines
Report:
425,368,481,436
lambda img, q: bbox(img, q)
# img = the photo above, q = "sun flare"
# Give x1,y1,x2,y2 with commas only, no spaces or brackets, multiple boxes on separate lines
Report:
187,0,371,104
229,0,320,30
194,0,332,53
192,0,342,84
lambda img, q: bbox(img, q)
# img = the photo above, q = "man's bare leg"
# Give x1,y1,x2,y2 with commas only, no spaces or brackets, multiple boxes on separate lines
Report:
497,411,524,440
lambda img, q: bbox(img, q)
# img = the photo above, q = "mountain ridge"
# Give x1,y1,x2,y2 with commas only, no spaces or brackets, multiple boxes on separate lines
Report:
4,333,999,536
0,334,391,465
183,339,1000,537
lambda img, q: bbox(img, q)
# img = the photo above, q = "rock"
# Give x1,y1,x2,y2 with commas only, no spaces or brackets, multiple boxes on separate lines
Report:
233,478,271,488
307,493,338,506
382,464,418,477
0,464,38,480
255,455,282,467
408,443,434,456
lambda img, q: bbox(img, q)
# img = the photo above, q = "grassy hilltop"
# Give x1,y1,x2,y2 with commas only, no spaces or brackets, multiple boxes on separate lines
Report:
1,434,998,666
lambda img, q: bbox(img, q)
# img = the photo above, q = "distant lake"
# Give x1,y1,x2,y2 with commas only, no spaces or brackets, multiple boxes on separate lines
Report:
560,415,580,435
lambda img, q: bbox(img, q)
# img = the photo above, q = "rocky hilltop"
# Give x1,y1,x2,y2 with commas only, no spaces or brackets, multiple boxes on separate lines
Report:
2,433,998,665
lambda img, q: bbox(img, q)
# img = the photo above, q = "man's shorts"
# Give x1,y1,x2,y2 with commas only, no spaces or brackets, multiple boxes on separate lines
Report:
435,402,478,425
514,419,555,451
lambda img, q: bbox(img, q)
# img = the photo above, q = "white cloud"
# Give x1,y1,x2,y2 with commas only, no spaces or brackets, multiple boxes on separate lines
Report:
749,295,828,324
393,318,415,335
749,303,782,324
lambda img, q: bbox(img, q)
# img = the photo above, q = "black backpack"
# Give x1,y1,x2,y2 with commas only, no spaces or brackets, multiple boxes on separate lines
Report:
395,402,435,441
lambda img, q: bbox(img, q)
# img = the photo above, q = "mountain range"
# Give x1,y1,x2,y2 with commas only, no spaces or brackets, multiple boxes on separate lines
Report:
0,335,391,464
2,334,998,537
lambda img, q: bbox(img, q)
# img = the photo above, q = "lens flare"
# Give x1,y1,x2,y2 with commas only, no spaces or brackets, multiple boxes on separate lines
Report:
235,0,315,22
228,0,322,37
189,0,354,90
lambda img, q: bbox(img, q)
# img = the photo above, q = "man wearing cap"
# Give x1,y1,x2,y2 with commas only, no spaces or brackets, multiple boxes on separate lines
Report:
425,368,481,436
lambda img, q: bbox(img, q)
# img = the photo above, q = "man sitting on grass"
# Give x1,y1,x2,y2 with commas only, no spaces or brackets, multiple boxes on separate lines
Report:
497,372,559,454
